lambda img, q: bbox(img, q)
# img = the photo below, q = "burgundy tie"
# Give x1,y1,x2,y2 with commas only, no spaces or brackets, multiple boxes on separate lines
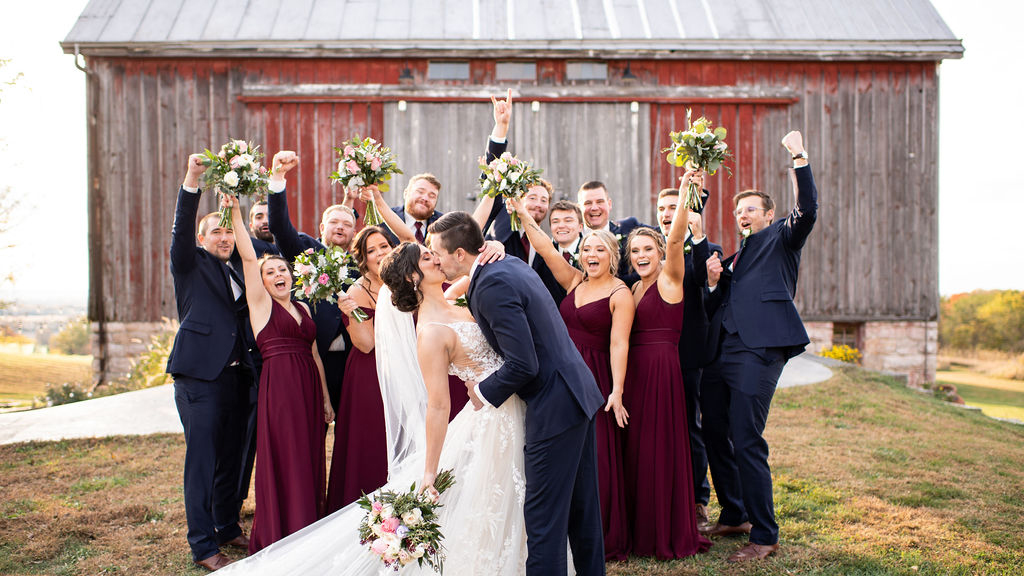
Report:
562,251,572,263
414,222,425,245
519,234,531,262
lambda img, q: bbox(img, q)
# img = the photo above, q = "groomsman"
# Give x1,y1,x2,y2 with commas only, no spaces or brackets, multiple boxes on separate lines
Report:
266,152,356,413
656,181,721,530
384,173,444,245
577,181,652,284
166,154,252,571
248,201,279,257
548,200,585,265
695,131,817,563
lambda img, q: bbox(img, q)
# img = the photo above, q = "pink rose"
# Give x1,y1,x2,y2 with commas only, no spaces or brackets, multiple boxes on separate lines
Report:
305,248,315,255
317,273,330,285
381,517,401,533
371,501,383,514
303,284,313,296
229,155,241,169
369,156,382,171
509,158,519,166
346,160,359,175
344,145,356,157
370,538,388,555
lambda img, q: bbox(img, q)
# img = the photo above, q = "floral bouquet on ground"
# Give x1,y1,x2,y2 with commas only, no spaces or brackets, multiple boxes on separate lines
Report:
478,152,544,232
201,139,270,229
330,136,403,226
663,109,731,211
356,469,456,573
291,247,369,322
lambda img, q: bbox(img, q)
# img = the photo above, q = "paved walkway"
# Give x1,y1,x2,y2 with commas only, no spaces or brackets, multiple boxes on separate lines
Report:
0,353,834,445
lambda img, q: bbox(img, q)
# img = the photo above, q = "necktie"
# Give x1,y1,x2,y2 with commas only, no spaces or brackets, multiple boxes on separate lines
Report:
562,250,572,263
519,233,530,263
414,222,425,244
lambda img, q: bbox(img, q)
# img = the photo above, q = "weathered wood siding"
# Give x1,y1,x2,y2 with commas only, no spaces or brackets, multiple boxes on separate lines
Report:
86,57,938,326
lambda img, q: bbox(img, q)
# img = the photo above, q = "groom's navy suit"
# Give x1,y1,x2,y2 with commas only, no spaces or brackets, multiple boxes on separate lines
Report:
167,187,250,563
469,256,606,576
696,164,818,546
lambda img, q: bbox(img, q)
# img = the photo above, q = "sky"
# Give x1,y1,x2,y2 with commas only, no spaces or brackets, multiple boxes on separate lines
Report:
0,0,1021,308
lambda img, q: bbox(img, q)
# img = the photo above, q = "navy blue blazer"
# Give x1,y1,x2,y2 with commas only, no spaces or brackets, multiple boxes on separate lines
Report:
679,235,722,369
166,187,252,381
251,237,280,257
267,189,353,361
700,165,818,359
469,257,604,443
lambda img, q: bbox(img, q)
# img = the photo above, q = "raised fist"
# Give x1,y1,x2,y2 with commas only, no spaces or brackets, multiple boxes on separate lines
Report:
271,151,299,177
781,131,804,156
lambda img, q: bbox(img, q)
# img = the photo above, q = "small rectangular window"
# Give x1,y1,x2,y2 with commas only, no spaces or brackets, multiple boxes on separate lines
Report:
428,61,470,80
832,322,862,349
566,61,607,81
496,62,536,81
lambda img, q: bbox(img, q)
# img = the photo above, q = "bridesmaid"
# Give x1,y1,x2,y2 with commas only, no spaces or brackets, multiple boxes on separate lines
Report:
623,170,712,559
226,194,333,553
512,198,634,561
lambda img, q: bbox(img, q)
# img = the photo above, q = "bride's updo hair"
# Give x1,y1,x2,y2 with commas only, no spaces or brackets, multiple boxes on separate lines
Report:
379,242,424,313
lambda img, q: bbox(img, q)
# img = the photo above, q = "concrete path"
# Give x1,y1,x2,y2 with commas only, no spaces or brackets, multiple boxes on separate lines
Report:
0,353,833,446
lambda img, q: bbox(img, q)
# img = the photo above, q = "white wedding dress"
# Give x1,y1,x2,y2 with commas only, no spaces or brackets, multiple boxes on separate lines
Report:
218,288,529,575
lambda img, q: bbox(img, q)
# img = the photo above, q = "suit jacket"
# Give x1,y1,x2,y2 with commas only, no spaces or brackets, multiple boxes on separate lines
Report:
166,187,252,381
251,237,280,257
700,165,818,359
384,206,443,246
679,235,722,370
469,257,604,443
267,189,353,362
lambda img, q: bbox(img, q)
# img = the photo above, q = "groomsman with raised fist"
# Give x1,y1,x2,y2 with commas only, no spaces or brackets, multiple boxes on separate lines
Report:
167,154,253,571
695,131,817,563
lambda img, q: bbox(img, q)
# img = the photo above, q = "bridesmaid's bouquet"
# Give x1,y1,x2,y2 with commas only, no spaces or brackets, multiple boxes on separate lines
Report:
663,109,732,211
201,139,270,229
291,247,369,322
330,136,403,226
478,152,544,232
356,469,455,573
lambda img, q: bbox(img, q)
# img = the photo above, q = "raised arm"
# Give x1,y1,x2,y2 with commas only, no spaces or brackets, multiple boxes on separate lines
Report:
477,91,512,235
360,185,416,243
416,324,454,494
780,131,818,251
511,197,582,291
660,170,698,299
226,194,273,335
169,154,208,275
266,150,307,260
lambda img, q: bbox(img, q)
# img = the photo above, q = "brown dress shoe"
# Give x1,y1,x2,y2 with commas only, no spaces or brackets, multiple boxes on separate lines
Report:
222,533,249,548
699,521,753,537
195,552,234,572
727,542,780,563
695,504,711,531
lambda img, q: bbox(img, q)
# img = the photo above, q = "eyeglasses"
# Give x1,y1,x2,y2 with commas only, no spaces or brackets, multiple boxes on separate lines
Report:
733,206,767,217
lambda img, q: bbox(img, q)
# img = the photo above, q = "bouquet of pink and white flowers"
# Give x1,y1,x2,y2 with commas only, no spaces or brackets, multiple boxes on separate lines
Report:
291,247,369,322
664,110,731,211
478,152,544,232
330,136,403,226
356,469,455,573
201,139,270,229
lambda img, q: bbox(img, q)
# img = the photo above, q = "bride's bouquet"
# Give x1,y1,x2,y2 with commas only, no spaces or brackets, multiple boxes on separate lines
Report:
478,152,544,232
330,136,403,226
663,109,731,211
291,247,369,322
356,469,455,573
201,139,270,229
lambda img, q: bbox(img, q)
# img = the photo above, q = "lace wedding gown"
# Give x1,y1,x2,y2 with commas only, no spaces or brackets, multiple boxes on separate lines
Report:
218,316,529,575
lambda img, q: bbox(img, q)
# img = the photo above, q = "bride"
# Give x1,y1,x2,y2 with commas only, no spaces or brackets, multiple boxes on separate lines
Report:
218,241,531,575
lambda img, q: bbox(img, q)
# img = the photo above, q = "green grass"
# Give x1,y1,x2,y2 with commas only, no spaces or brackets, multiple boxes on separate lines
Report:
0,351,92,410
937,368,1024,421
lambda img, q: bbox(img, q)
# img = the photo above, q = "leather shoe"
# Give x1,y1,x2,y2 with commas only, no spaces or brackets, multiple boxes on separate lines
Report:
727,542,780,563
695,504,711,531
221,533,249,548
195,552,234,571
699,521,752,537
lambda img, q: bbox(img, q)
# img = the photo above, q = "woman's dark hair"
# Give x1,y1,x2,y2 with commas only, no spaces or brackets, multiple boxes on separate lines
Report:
427,211,484,255
379,242,424,313
350,225,396,277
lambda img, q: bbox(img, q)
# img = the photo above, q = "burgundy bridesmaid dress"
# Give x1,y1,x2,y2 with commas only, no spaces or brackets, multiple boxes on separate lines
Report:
326,307,388,513
623,283,711,559
560,285,630,561
249,301,327,553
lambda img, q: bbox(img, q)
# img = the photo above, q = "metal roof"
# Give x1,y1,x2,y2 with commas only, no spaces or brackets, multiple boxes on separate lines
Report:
61,0,963,60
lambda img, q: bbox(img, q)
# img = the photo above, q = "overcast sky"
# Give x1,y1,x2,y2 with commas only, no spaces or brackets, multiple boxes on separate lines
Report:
0,0,1021,308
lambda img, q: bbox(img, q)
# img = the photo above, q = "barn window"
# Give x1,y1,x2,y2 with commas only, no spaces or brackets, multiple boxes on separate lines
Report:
428,61,470,80
496,62,536,81
832,322,863,349
566,61,608,81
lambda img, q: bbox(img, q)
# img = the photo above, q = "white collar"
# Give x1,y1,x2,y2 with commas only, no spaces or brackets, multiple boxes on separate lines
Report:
468,253,486,283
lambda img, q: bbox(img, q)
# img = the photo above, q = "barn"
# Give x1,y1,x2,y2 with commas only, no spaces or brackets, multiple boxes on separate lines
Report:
62,0,962,386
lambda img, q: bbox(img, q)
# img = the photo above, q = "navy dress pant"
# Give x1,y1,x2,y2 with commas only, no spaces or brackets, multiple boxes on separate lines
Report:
681,366,711,506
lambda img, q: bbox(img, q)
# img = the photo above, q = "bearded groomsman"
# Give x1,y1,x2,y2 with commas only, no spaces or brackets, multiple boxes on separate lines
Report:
695,131,817,563
248,201,279,257
167,154,253,571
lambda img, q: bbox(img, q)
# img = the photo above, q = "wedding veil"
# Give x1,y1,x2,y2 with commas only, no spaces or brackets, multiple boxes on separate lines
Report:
373,284,429,482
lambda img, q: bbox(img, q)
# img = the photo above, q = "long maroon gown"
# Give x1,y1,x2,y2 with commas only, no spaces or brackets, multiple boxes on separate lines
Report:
559,285,630,561
623,282,712,559
249,301,326,553
326,307,388,513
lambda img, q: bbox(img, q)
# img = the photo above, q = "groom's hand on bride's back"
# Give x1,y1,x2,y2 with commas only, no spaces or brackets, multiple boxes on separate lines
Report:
465,381,485,411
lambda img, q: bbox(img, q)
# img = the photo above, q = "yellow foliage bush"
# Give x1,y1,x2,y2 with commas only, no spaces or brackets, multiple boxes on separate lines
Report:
819,344,862,364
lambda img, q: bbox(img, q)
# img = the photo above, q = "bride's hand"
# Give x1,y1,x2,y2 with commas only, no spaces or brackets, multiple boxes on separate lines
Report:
479,240,506,264
605,391,629,428
419,472,439,502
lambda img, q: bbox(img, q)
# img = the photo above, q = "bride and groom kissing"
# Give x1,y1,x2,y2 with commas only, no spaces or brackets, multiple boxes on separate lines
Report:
221,210,606,575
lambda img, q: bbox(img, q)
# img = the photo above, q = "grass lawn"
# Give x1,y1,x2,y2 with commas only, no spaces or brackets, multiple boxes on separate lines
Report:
937,368,1024,422
1,368,1022,575
0,352,92,410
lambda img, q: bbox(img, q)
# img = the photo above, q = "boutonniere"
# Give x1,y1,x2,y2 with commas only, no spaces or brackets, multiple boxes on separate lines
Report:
614,233,623,246
740,228,751,248
684,244,692,254
453,295,468,308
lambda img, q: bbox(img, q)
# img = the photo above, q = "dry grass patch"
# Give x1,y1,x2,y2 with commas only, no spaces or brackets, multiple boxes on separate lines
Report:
0,352,92,409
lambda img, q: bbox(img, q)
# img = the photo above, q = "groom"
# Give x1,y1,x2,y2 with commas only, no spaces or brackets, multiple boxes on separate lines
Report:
428,212,606,575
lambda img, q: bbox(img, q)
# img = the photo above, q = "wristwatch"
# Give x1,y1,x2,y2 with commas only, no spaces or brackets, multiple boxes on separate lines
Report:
792,151,808,160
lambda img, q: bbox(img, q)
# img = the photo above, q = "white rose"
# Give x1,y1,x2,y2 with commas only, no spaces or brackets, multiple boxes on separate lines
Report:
401,508,422,527
351,176,365,187
234,139,248,152
223,171,240,187
398,550,413,565
386,541,401,557
508,171,521,183
412,543,426,558
494,160,508,174
381,505,394,519
240,153,255,167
